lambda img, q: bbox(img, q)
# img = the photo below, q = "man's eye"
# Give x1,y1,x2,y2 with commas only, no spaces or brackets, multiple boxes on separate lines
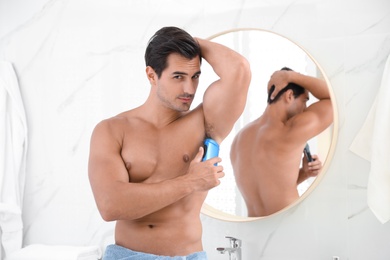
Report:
193,74,200,79
174,75,183,79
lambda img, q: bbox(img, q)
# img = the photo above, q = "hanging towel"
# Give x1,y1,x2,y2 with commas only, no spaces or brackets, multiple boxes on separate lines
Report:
0,61,28,257
350,54,390,224
6,244,102,260
349,97,376,162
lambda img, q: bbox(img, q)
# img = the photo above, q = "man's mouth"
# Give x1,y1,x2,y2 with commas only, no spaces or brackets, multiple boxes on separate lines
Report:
178,95,193,103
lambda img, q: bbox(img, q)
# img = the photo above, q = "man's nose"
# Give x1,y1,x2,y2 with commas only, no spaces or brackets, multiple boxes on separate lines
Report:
183,80,196,94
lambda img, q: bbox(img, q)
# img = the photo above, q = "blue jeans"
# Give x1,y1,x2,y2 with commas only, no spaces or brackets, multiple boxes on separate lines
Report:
103,244,208,260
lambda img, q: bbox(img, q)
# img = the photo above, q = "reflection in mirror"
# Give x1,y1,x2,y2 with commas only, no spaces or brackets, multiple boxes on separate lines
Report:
193,28,335,220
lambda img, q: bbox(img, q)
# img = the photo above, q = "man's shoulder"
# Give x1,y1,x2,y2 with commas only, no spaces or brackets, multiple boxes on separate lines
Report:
94,110,139,132
98,112,128,125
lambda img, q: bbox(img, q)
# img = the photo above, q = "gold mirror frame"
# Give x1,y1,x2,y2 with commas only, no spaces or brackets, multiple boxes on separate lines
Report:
200,28,338,222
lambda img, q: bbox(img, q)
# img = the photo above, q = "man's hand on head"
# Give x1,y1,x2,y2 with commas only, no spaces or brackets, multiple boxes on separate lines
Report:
267,70,291,101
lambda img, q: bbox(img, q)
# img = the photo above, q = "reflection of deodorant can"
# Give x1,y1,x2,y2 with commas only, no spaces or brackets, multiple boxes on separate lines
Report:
202,138,220,166
303,143,313,162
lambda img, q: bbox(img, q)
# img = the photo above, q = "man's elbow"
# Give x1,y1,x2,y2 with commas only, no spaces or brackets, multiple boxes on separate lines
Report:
238,57,251,75
100,210,118,222
95,195,122,222
235,58,252,88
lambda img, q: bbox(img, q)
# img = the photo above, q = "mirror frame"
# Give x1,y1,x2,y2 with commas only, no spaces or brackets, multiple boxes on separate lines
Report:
200,28,339,222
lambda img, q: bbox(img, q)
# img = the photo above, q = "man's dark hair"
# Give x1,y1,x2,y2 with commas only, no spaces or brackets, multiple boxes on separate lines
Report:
144,26,201,78
267,67,305,104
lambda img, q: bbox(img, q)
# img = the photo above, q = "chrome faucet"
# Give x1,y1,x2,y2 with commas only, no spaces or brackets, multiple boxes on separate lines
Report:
216,236,242,260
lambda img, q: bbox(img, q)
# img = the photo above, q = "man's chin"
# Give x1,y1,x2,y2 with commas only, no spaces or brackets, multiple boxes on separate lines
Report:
179,104,192,112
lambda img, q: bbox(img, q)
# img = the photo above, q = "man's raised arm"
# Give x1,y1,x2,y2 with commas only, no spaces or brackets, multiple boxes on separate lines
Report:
196,37,251,143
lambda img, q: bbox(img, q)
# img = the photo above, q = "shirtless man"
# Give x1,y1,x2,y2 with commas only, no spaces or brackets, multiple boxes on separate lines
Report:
230,67,333,217
88,27,251,259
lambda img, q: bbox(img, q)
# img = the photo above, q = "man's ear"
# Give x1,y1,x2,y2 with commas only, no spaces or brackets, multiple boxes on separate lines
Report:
146,66,157,86
284,89,294,103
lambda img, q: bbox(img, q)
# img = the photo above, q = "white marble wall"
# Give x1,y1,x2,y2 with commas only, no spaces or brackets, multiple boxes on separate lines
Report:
1,0,390,259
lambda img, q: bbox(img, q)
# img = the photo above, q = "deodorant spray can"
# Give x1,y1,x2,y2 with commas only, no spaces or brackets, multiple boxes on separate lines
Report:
202,138,219,165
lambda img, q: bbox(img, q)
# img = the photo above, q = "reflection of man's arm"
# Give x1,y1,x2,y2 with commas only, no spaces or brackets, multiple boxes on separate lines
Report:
297,154,322,185
289,71,329,100
269,70,333,145
268,70,330,100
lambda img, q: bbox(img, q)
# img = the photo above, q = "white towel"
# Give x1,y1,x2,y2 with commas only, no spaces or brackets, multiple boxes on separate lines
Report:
350,54,390,224
6,244,102,260
349,97,376,162
0,61,28,257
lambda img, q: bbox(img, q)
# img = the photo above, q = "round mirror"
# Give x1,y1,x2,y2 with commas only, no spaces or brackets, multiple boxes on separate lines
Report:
193,28,337,221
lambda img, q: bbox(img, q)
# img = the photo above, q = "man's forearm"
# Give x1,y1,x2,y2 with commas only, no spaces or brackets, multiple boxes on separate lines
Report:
289,71,330,100
195,37,250,80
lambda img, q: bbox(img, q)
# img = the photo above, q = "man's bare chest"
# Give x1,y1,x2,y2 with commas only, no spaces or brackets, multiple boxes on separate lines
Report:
120,123,205,183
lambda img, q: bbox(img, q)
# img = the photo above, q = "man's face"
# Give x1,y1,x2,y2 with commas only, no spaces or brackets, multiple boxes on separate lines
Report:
156,53,201,112
287,90,309,118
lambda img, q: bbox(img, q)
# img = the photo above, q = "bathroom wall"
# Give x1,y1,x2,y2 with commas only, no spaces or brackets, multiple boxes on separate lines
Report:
1,0,390,259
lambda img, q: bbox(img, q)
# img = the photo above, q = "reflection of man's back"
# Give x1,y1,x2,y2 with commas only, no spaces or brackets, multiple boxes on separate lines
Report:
230,112,305,217
230,68,333,218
